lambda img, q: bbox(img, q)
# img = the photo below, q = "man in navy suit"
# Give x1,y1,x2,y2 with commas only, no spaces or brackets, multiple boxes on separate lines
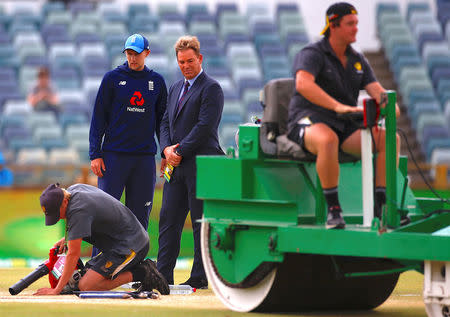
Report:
157,36,224,289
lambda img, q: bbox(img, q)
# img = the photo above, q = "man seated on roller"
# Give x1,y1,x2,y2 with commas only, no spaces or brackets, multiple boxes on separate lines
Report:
287,2,400,229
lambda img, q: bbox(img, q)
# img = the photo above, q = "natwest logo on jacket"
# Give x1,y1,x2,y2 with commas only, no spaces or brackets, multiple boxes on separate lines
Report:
130,91,144,106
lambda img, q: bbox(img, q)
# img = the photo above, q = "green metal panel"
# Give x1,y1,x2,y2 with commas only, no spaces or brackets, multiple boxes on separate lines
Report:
238,125,261,159
197,156,243,200
252,163,316,219
206,224,283,284
385,91,399,228
203,199,298,226
277,223,450,262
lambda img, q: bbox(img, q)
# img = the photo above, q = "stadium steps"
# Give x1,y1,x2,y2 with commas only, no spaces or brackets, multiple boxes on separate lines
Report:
365,51,428,184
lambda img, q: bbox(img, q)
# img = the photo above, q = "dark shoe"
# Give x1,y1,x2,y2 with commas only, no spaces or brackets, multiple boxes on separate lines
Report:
140,259,170,295
326,206,346,229
180,277,208,289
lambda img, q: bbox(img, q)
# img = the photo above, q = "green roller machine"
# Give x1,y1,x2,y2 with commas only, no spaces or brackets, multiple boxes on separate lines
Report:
197,78,450,316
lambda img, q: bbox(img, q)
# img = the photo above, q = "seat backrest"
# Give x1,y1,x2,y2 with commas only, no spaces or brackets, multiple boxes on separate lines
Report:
259,77,359,162
262,77,294,135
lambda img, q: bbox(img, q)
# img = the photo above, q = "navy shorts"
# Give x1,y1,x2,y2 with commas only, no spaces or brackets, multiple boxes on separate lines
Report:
85,244,149,279
288,115,360,153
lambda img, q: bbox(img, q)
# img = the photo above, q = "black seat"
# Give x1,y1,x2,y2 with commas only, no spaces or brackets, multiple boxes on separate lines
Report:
259,78,359,162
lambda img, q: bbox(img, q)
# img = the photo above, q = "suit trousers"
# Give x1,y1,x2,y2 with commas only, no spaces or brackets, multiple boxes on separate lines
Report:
156,162,205,284
92,152,155,257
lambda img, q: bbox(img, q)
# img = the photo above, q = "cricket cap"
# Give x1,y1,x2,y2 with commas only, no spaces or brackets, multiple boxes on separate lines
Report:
40,183,64,226
123,34,150,53
320,2,358,35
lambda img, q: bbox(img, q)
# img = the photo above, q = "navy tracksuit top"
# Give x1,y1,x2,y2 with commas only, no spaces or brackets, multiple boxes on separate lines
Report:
89,63,167,160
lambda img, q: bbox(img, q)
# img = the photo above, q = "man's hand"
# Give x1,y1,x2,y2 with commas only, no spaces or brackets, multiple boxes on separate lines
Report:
54,237,66,254
334,103,363,114
34,287,60,296
160,158,167,177
90,158,106,177
163,144,182,167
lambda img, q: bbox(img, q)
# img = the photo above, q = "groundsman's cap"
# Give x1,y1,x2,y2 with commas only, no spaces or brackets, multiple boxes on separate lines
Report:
40,183,64,226
123,34,150,53
320,2,358,35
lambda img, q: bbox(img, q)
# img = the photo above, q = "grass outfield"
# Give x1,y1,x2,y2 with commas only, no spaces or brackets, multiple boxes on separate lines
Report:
0,268,426,317
0,188,195,258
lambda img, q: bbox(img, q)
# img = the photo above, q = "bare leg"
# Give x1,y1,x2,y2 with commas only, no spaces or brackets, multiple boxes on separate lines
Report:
78,269,133,291
341,128,400,187
304,123,340,188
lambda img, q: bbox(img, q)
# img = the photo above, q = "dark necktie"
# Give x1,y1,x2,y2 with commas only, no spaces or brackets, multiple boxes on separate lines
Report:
177,81,190,114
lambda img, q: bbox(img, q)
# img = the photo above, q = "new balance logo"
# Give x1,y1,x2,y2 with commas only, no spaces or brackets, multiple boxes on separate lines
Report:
119,81,127,85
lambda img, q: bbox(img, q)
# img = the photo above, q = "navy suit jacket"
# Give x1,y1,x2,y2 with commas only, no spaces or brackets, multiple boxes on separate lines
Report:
160,72,224,168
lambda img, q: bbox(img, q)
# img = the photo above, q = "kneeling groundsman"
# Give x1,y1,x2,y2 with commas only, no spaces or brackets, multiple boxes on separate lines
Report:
34,183,169,295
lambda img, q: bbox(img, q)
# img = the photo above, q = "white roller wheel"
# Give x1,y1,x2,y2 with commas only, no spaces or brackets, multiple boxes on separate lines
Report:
200,220,277,312
425,303,450,317
424,261,450,317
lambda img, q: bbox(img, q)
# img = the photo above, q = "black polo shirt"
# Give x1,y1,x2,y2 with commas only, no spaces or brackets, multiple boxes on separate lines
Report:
288,37,376,133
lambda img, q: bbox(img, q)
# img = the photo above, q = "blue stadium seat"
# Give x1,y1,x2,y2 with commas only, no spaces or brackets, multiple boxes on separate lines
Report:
427,56,450,75
160,13,186,26
216,3,238,21
68,2,95,16
416,113,447,143
407,2,431,22
48,147,80,166
41,24,68,39
409,102,441,126
157,3,180,17
417,33,445,53
0,113,27,134
16,147,47,165
253,33,283,52
238,79,262,97
127,3,150,19
409,10,434,27
205,67,229,78
0,44,19,69
407,90,438,108
129,14,158,34
251,22,277,37
431,67,450,88
41,2,65,18
276,3,299,16
33,125,64,149
59,112,87,130
45,11,72,28
65,124,89,141
51,68,80,90
74,33,102,47
2,99,31,115
190,12,215,24
422,126,450,152
0,67,15,82
392,55,422,80
426,139,450,160
70,138,90,164
189,21,216,36
422,42,450,61
27,111,57,131
3,125,31,145
186,3,209,21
